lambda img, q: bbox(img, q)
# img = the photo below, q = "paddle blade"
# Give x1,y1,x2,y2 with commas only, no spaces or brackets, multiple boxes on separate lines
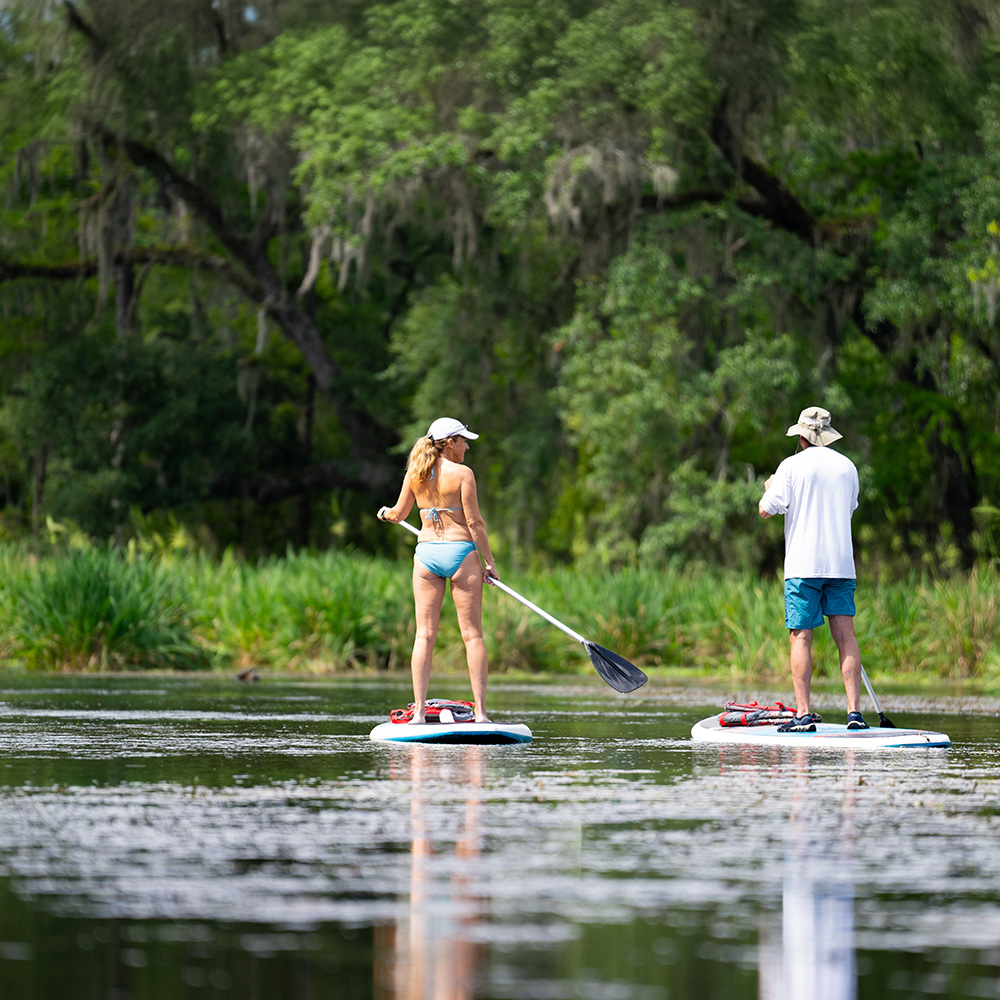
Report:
877,712,897,729
585,642,648,693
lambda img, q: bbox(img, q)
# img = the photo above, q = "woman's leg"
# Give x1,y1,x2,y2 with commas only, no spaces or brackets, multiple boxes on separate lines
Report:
410,560,447,723
450,552,489,722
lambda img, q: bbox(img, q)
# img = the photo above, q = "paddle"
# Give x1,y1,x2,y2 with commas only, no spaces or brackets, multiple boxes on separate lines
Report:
484,576,648,693
388,519,648,693
860,664,896,728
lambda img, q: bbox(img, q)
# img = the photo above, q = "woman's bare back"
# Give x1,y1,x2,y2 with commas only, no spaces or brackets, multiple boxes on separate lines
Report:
411,459,474,541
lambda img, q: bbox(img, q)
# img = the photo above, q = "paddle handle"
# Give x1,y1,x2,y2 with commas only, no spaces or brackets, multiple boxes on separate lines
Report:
393,518,422,538
385,516,588,645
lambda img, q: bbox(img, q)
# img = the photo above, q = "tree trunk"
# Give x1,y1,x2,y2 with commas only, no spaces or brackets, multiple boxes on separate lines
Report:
296,374,316,547
31,446,47,535
114,259,136,338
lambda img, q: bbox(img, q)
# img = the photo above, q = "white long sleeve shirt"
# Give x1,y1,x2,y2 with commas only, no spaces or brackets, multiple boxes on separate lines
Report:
759,446,859,579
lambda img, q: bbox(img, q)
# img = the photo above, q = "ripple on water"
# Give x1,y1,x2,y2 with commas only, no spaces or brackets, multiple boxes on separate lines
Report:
0,687,997,966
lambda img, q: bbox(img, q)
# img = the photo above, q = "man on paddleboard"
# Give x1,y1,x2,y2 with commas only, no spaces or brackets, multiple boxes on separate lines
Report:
758,406,869,733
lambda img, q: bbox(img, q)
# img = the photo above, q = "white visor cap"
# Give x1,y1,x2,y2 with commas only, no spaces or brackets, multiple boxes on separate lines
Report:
426,417,479,441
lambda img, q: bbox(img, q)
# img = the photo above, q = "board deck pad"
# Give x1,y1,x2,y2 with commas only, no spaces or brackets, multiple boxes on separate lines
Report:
369,720,532,745
691,716,950,749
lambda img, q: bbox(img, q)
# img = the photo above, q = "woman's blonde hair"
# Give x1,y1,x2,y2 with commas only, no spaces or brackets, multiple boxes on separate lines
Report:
406,434,450,484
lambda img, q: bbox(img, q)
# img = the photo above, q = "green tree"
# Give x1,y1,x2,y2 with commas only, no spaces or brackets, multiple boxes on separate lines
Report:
2,0,1000,571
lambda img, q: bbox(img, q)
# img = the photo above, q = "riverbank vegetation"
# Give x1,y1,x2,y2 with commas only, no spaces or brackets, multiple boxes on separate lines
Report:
0,542,996,685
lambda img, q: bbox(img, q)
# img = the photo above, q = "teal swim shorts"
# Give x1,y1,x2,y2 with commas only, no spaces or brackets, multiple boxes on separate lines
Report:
784,577,856,630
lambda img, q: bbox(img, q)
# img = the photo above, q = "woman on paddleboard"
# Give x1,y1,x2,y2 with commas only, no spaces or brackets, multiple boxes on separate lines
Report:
377,417,498,724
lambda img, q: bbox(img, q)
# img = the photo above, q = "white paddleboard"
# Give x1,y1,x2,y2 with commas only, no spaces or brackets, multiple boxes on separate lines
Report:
369,720,532,745
691,716,950,749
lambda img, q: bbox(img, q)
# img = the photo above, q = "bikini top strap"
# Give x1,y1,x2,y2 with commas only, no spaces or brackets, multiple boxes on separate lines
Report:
421,507,461,523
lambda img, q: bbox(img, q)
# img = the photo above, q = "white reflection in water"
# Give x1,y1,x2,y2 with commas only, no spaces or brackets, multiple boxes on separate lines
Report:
759,750,859,1000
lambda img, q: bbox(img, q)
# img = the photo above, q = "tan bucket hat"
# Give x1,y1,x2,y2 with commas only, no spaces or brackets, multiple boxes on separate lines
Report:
786,406,842,446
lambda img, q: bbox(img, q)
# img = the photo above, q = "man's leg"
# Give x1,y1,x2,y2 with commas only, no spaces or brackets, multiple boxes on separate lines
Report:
829,614,862,714
789,628,814,715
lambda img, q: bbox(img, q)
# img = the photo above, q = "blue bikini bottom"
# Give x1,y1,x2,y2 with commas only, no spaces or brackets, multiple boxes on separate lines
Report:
414,541,477,579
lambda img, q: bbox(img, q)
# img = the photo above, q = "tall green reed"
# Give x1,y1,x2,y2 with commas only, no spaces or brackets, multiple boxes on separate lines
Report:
1,541,997,685
912,566,1000,677
551,565,681,667
189,549,415,671
10,546,209,671
482,572,580,675
190,552,293,669
0,547,30,662
276,549,412,670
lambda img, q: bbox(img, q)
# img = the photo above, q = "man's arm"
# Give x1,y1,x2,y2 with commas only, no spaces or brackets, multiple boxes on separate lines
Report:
759,468,792,519
758,476,775,518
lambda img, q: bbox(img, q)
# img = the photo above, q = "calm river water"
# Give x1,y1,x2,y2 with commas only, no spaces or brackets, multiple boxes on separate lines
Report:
0,674,997,1000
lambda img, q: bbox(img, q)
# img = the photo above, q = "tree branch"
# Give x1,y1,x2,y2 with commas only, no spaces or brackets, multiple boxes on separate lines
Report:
210,458,395,504
92,129,375,442
709,102,817,244
0,246,262,299
639,186,813,232
63,1,107,59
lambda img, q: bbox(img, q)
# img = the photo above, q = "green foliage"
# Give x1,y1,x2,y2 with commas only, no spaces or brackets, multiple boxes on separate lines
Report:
1,0,1000,576
492,0,711,147
3,546,998,688
8,546,209,671
782,0,979,150
3,332,300,540
552,228,808,568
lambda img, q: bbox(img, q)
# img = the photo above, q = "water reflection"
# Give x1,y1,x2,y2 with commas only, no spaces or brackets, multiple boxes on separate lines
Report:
760,751,858,1000
375,747,486,1000
0,677,997,1000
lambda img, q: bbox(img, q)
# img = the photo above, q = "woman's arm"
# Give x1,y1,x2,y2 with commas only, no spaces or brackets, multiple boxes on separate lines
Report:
378,478,415,523
459,470,498,579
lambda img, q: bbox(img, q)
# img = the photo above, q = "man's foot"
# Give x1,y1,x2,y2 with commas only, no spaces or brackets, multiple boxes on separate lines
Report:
846,711,870,730
777,713,819,733
406,714,425,725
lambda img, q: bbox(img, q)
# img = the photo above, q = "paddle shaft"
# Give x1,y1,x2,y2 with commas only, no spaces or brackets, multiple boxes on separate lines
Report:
486,577,587,644
389,518,588,644
860,665,882,714
860,663,892,718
